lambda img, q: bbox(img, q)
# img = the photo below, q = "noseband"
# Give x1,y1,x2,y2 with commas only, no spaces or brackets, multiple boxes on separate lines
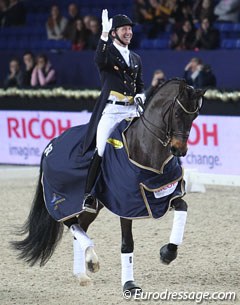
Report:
139,95,201,146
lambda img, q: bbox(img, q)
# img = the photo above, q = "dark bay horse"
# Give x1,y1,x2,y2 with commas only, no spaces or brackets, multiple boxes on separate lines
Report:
12,78,205,294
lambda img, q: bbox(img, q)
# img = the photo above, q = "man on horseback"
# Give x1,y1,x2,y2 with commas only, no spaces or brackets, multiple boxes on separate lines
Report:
82,9,146,213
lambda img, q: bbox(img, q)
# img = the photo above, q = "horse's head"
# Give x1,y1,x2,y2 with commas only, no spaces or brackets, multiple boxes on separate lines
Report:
169,80,206,157
143,78,206,158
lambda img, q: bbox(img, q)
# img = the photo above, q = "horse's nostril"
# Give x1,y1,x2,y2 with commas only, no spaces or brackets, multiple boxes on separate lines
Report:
181,151,187,157
170,146,180,156
171,146,176,155
171,146,187,157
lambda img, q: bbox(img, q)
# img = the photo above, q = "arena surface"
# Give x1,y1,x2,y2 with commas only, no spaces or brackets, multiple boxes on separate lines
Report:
0,166,239,305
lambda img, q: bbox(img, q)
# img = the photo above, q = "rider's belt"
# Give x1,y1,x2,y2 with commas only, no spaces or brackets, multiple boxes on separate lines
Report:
109,90,134,103
107,100,134,106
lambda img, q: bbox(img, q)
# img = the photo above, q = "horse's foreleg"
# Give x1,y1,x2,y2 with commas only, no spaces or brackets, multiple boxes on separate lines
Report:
65,208,102,285
72,237,92,285
120,217,141,294
160,198,188,265
69,223,93,285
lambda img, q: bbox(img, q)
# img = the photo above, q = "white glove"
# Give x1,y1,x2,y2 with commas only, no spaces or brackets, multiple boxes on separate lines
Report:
101,9,112,33
134,93,146,114
134,93,146,105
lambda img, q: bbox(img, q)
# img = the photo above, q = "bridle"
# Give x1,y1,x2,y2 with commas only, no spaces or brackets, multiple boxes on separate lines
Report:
139,94,202,147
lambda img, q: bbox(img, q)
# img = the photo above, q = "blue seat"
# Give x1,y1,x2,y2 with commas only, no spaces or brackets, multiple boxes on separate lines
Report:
54,40,72,50
233,23,240,31
221,39,239,49
235,39,240,48
18,38,31,50
140,39,155,49
41,39,72,51
165,23,173,33
154,39,169,49
140,39,169,49
29,40,45,50
214,23,235,32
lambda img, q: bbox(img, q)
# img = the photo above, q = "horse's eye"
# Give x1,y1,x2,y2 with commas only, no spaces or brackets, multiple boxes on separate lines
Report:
175,111,180,118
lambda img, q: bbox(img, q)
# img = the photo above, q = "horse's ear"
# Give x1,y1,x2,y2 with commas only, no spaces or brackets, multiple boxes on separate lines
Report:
196,88,207,97
179,79,187,94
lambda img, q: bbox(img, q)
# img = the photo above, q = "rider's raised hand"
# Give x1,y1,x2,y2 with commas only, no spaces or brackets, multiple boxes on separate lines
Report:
101,9,113,33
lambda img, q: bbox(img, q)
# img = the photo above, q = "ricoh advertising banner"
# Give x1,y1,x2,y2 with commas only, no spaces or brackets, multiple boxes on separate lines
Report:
0,110,91,165
1,111,240,175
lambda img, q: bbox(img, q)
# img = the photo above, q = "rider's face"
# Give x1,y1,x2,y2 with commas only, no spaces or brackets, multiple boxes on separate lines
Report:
114,25,133,46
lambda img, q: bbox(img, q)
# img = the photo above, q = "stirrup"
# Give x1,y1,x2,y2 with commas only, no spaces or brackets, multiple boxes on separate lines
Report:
82,194,98,214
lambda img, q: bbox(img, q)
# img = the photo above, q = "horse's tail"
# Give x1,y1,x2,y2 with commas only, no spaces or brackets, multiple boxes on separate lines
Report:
11,154,64,266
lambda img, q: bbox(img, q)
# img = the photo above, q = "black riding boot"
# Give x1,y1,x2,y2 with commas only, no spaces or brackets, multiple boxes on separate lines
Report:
82,149,102,213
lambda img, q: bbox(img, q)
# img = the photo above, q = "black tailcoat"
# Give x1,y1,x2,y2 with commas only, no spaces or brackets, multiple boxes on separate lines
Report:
81,38,144,154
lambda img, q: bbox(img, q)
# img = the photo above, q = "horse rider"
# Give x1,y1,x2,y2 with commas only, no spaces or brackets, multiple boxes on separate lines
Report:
82,9,146,213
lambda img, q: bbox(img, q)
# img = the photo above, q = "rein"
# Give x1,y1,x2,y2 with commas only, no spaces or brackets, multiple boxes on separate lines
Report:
139,95,200,146
139,99,174,146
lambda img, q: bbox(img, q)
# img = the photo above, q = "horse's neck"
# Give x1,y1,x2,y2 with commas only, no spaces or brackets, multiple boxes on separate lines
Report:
125,118,171,172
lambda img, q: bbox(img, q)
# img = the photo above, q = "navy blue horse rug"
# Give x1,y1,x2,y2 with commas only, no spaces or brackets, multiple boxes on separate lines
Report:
42,119,185,222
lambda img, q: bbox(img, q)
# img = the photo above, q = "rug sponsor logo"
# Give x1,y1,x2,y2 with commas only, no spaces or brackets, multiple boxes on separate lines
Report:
154,182,178,198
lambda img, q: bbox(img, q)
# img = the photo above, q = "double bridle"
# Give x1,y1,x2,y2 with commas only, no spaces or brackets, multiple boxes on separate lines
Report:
139,95,201,147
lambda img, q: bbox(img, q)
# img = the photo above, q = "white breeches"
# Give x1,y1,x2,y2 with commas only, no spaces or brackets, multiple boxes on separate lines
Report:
96,103,138,157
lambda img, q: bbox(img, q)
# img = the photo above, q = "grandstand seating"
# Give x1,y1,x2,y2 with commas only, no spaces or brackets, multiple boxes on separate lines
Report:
0,0,240,50
140,38,169,49
221,39,240,49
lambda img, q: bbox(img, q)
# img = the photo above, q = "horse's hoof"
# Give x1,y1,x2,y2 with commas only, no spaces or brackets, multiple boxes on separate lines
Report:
123,280,142,297
85,246,100,273
75,273,92,286
160,244,177,265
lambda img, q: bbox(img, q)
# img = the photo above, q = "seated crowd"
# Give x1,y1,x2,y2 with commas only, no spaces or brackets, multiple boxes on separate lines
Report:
45,3,101,50
134,0,240,50
4,52,56,88
1,0,240,51
0,0,235,89
4,51,217,90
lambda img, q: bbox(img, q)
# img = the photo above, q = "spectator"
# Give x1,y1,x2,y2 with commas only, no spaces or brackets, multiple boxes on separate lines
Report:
83,14,96,31
31,54,56,88
201,64,217,88
133,0,154,24
22,51,35,87
134,0,176,38
148,0,176,37
0,0,9,27
214,0,240,23
2,0,26,27
183,57,216,88
145,69,166,100
86,17,101,50
46,5,67,40
170,19,196,50
192,0,216,24
71,18,88,51
193,18,220,50
63,3,80,40
170,1,193,29
4,57,23,88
